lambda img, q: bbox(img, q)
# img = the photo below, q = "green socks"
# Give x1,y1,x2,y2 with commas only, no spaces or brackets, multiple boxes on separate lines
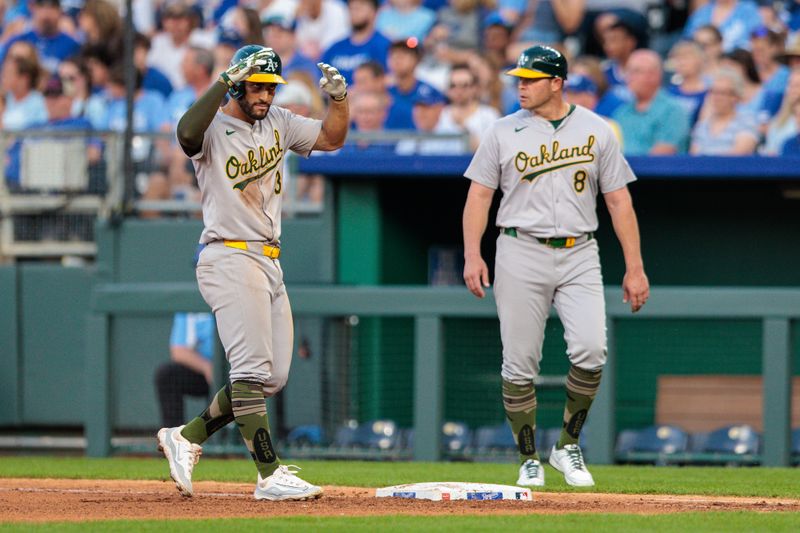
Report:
502,379,539,463
557,365,603,448
179,381,280,478
181,383,234,444
230,380,280,478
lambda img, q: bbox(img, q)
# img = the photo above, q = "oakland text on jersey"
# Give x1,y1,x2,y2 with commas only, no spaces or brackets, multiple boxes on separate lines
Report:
225,129,284,191
515,135,596,182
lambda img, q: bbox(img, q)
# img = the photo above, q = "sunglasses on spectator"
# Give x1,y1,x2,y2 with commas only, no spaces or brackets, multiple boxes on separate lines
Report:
449,82,473,89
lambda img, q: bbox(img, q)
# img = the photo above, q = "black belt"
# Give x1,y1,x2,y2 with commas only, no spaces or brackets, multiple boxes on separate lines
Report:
502,227,594,248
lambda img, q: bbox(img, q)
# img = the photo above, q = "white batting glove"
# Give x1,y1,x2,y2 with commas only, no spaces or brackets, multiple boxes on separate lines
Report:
220,49,272,86
317,62,347,101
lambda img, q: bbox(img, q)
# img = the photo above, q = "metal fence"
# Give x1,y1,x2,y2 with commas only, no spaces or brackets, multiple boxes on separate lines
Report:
0,129,123,260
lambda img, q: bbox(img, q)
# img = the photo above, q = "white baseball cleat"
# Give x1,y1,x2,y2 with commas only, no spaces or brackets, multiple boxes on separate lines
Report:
254,465,323,501
516,458,545,487
157,425,202,497
548,444,595,487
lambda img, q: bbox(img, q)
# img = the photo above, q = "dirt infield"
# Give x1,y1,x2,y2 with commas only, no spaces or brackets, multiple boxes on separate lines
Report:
2,478,800,522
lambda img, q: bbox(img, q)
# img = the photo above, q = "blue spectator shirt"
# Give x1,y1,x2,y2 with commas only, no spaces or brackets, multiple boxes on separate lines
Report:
385,80,444,130
0,30,81,73
170,312,215,361
603,60,626,88
612,89,690,155
780,134,800,156
2,1,28,25
3,90,47,131
99,90,166,133
683,1,763,52
758,65,790,119
595,90,628,118
282,51,320,82
667,84,708,126
143,66,173,99
691,111,758,154
164,87,198,129
376,6,436,42
321,31,392,83
602,60,633,106
737,86,767,125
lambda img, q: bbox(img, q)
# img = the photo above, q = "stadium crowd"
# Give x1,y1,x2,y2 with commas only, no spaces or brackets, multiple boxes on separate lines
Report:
3,0,800,206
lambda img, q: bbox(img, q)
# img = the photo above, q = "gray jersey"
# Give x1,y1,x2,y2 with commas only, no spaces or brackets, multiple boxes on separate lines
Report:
464,106,635,237
191,106,322,244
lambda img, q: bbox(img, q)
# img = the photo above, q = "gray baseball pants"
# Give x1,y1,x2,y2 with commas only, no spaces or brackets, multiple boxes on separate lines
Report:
494,230,607,384
196,241,293,396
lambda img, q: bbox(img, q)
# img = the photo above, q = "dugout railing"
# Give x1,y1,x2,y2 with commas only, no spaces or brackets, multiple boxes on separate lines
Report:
87,276,798,466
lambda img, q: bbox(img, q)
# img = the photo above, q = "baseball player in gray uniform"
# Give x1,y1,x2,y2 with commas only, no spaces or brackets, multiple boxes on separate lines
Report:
156,45,349,501
462,46,649,488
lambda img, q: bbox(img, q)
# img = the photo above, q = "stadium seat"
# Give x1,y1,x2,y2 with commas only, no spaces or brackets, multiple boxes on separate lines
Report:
473,424,516,451
688,431,710,453
351,419,400,450
400,428,414,450
700,425,760,455
632,425,689,454
332,420,359,448
442,421,471,453
286,425,323,447
540,427,562,455
615,428,640,456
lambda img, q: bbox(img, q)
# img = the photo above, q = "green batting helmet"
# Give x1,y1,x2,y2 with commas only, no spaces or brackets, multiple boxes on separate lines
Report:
506,45,568,80
228,44,287,99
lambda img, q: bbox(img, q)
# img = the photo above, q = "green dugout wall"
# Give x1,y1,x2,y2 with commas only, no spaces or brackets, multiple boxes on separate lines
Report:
336,178,800,429
0,211,334,431
0,176,798,439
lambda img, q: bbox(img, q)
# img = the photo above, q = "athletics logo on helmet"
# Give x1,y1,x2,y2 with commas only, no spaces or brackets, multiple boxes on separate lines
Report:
228,44,287,99
506,45,568,80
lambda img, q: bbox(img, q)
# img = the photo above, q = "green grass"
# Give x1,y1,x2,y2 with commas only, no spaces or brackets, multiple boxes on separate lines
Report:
1,456,800,498
2,513,800,533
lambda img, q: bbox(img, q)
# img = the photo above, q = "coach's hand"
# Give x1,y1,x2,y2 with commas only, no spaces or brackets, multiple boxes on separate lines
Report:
317,63,347,101
623,268,649,313
464,254,490,299
221,48,272,85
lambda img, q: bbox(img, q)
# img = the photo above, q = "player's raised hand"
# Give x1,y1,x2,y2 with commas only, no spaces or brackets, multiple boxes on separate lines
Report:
223,48,273,84
464,255,490,298
317,63,347,100
622,269,649,313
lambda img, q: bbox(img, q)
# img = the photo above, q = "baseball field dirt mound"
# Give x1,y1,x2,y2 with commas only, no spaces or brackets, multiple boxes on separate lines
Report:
2,478,799,522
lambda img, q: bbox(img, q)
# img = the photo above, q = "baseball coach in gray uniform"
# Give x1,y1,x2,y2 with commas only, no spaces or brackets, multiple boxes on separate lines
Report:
462,45,649,488
157,45,348,501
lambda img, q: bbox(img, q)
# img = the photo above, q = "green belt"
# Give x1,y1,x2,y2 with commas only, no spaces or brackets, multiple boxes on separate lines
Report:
502,227,593,249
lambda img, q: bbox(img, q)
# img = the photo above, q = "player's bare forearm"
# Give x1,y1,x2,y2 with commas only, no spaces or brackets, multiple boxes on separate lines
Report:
604,187,642,269
463,182,494,297
604,186,649,311
177,81,229,156
313,97,349,151
463,182,494,258
171,345,214,384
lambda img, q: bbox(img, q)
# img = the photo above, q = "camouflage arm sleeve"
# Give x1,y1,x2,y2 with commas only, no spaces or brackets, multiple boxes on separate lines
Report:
177,80,229,158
